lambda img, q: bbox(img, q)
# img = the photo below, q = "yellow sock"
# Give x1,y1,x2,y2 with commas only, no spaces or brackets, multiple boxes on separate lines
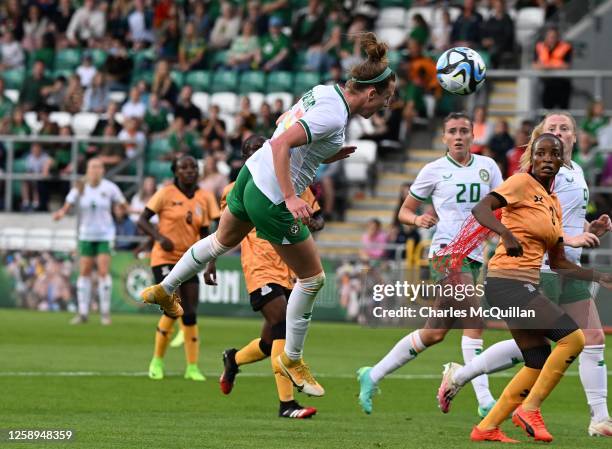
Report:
183,324,200,364
523,329,585,411
235,338,267,366
478,367,541,430
154,315,176,358
272,339,293,402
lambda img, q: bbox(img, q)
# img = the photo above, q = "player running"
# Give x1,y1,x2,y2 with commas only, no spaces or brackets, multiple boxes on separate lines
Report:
462,133,612,442
356,112,503,416
139,32,396,396
438,112,612,437
137,155,218,381
217,135,322,419
53,158,127,325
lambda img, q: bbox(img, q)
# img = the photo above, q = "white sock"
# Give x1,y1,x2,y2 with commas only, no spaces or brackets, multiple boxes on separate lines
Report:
579,344,609,423
160,233,230,294
98,275,112,316
369,330,427,384
284,272,325,360
454,338,523,386
461,336,495,407
76,276,92,317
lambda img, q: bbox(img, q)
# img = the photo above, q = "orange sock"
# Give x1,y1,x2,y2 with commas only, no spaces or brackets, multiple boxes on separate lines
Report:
183,324,200,364
154,315,176,358
235,338,267,366
272,339,293,402
478,367,541,430
523,329,585,411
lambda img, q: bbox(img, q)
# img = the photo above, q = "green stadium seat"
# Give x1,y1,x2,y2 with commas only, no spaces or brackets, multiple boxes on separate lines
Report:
239,71,266,94
388,50,403,71
146,160,173,181
52,69,74,80
210,70,238,93
148,139,172,159
54,49,82,70
209,50,229,69
293,72,321,96
29,48,55,69
266,71,293,93
2,68,25,90
170,70,185,88
12,158,27,173
131,70,154,86
379,0,412,7
184,70,211,92
90,49,107,68
293,50,308,70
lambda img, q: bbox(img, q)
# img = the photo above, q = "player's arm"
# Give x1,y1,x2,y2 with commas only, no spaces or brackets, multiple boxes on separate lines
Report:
52,202,73,221
472,193,523,256
548,241,612,287
585,214,612,237
53,187,79,220
397,194,437,228
137,207,173,252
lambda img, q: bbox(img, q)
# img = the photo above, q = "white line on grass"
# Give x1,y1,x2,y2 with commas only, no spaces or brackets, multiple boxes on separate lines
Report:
0,371,607,379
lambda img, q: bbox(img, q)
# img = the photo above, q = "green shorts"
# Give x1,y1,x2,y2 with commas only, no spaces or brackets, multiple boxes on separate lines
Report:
226,166,310,245
78,240,111,257
429,256,482,284
540,272,592,304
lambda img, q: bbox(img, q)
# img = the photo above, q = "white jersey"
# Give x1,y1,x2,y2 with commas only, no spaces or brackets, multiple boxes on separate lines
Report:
246,84,349,204
66,179,126,241
542,162,588,268
410,153,503,262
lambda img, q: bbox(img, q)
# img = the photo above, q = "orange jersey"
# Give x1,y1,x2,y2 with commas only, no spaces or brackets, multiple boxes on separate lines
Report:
488,173,563,283
220,182,320,293
147,184,213,266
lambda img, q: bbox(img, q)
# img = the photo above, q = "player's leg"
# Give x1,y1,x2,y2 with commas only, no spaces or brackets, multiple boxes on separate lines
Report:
73,246,94,324
460,328,496,417
271,238,325,397
149,265,176,380
180,280,205,381
562,294,611,436
96,245,112,325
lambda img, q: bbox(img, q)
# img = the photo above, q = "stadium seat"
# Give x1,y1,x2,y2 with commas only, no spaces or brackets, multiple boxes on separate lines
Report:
239,71,266,94
219,113,236,135
52,69,74,80
2,68,25,90
266,92,293,110
376,7,408,28
25,229,53,251
191,92,210,113
210,71,238,93
375,27,406,50
146,160,173,181
379,0,412,7
210,92,239,114
266,71,293,93
109,91,127,104
52,229,78,252
2,227,26,250
148,138,172,159
71,112,99,136
347,140,377,163
388,50,403,71
171,70,185,88
54,48,82,70
516,7,545,47
247,92,265,112
184,71,212,92
90,49,107,68
24,111,42,133
4,89,19,103
293,72,321,96
131,70,154,86
293,50,309,71
343,160,369,183
209,50,229,69
50,111,73,128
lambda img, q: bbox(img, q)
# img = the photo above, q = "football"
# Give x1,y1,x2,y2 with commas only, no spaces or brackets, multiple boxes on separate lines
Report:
436,47,487,95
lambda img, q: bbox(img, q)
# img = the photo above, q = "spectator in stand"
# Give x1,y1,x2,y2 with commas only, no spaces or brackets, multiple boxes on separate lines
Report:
178,21,207,71
261,0,291,25
292,0,327,70
336,16,368,73
20,60,52,111
209,1,242,50
76,54,97,88
144,93,169,135
151,59,178,108
118,118,146,159
581,99,609,139
486,119,514,172
82,72,110,113
226,20,260,71
405,38,440,97
9,107,31,154
574,130,605,173
189,0,213,38
97,123,124,169
258,16,291,72
3,0,24,41
175,85,202,131
106,0,129,39
431,8,452,52
104,38,133,90
43,76,67,111
128,0,155,47
37,108,59,137
114,203,138,250
51,0,74,36
93,101,120,136
255,102,276,137
409,13,430,47
236,96,256,129
533,27,572,109
22,143,54,212
62,75,84,114
22,4,48,51
166,116,199,159
245,0,269,37
360,218,388,261
129,176,158,223
481,0,515,68
121,86,146,121
0,79,14,129
0,30,25,71
66,0,106,47
202,104,227,151
199,154,229,202
158,5,181,62
506,119,533,176
450,0,483,48
471,106,494,154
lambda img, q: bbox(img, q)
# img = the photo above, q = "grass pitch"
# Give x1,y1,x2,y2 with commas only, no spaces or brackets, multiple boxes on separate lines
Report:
1,309,610,449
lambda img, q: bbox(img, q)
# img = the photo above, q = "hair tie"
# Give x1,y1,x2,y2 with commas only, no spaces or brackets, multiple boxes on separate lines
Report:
351,67,393,84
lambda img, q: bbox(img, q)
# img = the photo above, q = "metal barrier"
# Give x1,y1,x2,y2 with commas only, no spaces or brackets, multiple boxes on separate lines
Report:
0,135,142,212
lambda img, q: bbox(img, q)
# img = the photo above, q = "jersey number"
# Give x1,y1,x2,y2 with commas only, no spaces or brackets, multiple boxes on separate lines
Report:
456,183,481,203
549,206,556,226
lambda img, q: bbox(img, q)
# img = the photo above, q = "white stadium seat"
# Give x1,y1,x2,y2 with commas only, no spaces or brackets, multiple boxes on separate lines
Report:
211,92,239,115
49,111,72,128
191,92,210,113
2,227,26,250
219,113,236,135
344,160,369,183
109,91,126,104
5,89,19,103
348,139,378,163
375,27,406,50
247,92,265,112
24,111,42,134
71,112,99,136
515,7,545,47
376,7,408,29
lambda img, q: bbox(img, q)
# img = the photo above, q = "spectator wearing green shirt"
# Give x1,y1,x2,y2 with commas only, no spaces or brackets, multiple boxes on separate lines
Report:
179,21,207,71
8,107,31,154
20,60,52,110
0,79,14,130
226,20,260,71
166,116,199,159
292,0,326,71
144,94,169,135
581,100,609,138
257,16,290,71
409,13,430,47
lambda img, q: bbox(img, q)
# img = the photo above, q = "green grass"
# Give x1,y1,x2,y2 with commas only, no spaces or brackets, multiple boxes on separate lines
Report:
1,309,610,449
